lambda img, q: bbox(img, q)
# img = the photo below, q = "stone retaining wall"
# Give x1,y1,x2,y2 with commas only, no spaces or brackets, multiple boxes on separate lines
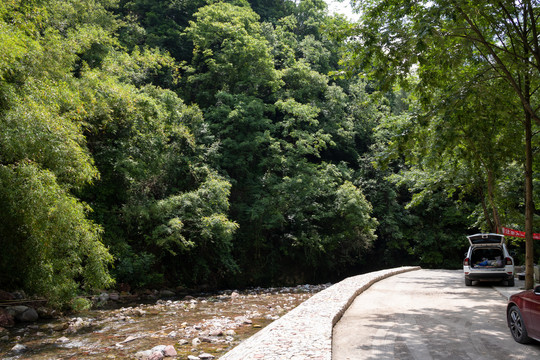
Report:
220,266,421,360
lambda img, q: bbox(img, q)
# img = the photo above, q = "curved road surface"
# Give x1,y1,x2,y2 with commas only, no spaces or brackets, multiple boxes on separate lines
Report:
333,269,540,359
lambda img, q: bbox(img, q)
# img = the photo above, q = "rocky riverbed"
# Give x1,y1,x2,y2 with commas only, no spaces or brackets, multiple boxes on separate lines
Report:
0,284,330,359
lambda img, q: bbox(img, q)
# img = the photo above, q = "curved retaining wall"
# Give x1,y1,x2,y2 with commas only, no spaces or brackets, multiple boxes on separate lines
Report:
220,266,421,360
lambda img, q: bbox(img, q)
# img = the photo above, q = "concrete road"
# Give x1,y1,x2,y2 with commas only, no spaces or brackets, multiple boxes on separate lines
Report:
332,269,540,359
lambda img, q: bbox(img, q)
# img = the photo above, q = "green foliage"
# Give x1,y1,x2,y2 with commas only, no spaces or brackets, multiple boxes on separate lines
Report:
71,297,93,312
248,0,295,22
116,0,206,61
0,162,113,308
114,250,163,288
101,47,180,88
5,0,520,299
1,78,98,187
75,51,239,286
183,1,280,106
0,0,117,307
336,0,540,272
148,174,238,255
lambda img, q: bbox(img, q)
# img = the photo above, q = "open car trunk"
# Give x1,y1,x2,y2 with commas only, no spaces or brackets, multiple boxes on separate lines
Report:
471,247,505,268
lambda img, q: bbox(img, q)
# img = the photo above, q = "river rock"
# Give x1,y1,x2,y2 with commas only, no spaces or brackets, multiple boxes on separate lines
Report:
11,291,25,299
18,307,39,322
118,335,138,344
159,289,176,297
56,336,70,343
5,306,21,317
200,336,213,343
148,352,164,360
151,345,166,353
134,350,153,359
0,309,15,327
36,306,56,319
163,345,177,357
67,317,91,333
11,343,28,354
6,306,38,322
99,293,110,302
209,329,223,336
52,322,69,331
109,293,120,301
122,307,146,317
187,356,200,360
199,353,215,359
234,316,251,325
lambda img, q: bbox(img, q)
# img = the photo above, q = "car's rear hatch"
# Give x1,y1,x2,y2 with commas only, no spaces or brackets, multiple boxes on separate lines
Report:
467,233,505,247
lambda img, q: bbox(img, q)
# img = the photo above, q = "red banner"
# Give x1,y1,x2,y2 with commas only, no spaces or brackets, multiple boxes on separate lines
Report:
502,227,540,240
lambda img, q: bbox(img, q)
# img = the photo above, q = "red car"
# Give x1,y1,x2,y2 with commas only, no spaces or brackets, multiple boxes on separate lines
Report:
507,285,540,343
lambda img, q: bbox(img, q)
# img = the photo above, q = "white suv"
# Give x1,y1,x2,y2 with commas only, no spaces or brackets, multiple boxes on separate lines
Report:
463,233,515,287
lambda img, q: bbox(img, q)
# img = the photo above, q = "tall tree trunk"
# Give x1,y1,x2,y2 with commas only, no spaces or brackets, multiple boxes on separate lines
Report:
486,169,501,233
524,109,535,290
523,5,535,290
480,188,495,232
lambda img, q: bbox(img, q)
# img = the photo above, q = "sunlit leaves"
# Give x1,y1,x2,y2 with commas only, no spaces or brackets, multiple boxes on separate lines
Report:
0,162,113,307
183,1,280,106
0,0,119,306
1,79,98,187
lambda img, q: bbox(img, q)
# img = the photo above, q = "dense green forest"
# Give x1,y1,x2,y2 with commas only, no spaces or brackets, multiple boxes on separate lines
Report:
0,0,538,308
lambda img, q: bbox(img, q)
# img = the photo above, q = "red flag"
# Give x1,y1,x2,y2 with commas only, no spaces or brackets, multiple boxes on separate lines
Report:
502,227,540,240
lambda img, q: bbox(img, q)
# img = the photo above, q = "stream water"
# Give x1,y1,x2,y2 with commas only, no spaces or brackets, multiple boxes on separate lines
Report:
0,284,329,359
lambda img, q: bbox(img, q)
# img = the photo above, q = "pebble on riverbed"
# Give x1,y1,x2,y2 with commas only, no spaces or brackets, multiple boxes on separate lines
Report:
187,353,215,360
11,343,28,354
135,344,177,359
0,283,331,359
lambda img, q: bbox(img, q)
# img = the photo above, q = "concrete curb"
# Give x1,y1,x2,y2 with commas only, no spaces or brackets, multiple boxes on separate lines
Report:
493,278,526,300
219,266,421,360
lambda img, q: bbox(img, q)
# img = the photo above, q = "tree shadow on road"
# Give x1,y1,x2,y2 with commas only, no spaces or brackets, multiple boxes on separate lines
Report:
333,269,540,360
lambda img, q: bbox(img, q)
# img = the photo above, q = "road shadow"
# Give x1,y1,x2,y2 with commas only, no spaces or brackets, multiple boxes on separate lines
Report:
333,269,540,360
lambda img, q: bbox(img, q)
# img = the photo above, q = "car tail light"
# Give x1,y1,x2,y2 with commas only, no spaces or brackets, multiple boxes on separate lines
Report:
505,257,513,265
463,258,470,266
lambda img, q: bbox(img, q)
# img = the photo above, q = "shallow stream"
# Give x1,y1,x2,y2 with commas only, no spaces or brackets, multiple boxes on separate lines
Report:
0,284,329,359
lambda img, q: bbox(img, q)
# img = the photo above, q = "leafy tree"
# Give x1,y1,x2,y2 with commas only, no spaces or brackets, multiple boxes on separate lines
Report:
293,0,327,37
248,0,295,22
79,58,238,287
387,79,522,232
342,0,540,288
181,1,380,284
0,0,116,307
183,1,281,107
0,163,113,307
115,0,206,62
